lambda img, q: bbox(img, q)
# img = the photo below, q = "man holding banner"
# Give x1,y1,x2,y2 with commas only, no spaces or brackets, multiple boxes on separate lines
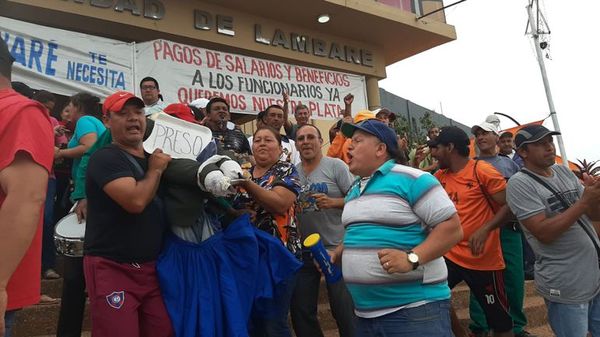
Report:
83,91,173,337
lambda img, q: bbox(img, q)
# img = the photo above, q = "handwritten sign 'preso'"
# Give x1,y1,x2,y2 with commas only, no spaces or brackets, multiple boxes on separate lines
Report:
143,113,213,160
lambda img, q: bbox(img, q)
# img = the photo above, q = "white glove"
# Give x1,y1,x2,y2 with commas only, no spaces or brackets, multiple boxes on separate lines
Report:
202,171,234,197
219,159,243,180
197,154,240,196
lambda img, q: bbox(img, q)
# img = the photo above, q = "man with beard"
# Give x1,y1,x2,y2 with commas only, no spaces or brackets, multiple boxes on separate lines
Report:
431,126,514,337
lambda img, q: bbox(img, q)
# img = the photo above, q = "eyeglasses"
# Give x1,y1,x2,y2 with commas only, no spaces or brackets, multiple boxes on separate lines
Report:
141,85,157,90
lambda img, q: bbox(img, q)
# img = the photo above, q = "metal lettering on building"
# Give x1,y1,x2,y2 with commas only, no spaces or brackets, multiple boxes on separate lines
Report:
60,0,373,67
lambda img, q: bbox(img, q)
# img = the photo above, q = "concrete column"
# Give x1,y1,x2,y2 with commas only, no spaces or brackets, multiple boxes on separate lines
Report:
366,76,381,110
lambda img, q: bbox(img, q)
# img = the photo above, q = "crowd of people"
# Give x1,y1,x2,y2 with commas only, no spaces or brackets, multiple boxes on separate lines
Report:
2,36,600,337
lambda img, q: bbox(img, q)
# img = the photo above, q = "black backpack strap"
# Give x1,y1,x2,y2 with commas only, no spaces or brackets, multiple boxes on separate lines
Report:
118,147,167,224
120,148,145,178
521,169,600,261
473,159,497,212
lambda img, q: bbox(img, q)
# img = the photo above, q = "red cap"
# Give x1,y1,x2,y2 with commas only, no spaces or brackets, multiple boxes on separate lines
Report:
102,91,145,115
164,103,197,123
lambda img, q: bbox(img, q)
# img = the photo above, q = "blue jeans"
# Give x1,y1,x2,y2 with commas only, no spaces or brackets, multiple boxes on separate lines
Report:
546,291,600,337
356,300,452,337
4,309,18,337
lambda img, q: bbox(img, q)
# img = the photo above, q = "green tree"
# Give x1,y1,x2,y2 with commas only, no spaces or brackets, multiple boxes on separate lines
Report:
393,111,438,148
419,112,436,138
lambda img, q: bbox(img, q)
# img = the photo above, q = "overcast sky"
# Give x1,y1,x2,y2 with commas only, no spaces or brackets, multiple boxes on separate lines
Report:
380,0,599,163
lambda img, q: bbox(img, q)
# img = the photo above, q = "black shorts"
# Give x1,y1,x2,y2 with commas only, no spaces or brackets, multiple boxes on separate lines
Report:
446,258,513,333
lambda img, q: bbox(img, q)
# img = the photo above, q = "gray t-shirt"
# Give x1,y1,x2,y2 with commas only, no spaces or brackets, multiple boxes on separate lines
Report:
296,156,354,248
507,165,600,304
479,155,520,179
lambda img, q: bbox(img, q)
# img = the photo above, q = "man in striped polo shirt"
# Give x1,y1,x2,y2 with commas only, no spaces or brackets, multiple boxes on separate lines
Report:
331,119,463,337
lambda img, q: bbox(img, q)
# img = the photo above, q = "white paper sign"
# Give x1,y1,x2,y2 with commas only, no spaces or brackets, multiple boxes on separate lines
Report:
144,113,213,160
135,39,368,120
0,16,134,98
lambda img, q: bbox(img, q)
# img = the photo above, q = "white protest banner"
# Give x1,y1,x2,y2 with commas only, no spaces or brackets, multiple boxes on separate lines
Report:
135,39,368,120
0,16,134,98
144,113,213,160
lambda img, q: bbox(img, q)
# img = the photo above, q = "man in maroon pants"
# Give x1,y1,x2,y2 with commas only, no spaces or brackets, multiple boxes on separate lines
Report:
83,91,172,337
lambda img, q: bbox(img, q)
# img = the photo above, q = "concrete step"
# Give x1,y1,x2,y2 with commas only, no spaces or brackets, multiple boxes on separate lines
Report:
41,278,63,299
316,302,341,332
26,276,548,336
12,300,91,337
323,329,340,337
527,324,556,337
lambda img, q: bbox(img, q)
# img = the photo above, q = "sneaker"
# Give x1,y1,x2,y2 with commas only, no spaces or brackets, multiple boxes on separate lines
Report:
43,269,60,279
515,331,538,337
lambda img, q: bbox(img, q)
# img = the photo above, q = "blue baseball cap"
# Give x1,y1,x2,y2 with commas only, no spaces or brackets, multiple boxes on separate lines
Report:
341,119,399,154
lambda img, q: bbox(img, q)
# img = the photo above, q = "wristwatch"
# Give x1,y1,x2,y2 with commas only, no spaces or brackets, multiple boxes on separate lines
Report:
407,251,420,270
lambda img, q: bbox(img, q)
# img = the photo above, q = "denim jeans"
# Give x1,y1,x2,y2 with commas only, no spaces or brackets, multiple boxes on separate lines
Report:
546,291,600,337
4,309,18,337
356,300,452,337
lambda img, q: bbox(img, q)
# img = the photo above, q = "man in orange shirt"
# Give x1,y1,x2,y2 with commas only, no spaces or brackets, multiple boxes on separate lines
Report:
327,110,375,164
431,126,514,337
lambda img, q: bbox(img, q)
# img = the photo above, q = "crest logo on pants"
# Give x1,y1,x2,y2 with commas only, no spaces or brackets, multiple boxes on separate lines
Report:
106,291,125,309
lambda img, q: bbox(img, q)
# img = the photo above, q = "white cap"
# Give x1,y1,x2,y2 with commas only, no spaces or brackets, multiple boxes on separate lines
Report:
189,98,209,109
471,114,501,135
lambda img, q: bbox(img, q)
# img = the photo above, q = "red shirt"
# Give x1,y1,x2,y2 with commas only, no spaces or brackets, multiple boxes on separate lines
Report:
0,88,54,310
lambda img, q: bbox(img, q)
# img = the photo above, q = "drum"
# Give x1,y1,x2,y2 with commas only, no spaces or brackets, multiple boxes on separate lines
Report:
54,213,86,257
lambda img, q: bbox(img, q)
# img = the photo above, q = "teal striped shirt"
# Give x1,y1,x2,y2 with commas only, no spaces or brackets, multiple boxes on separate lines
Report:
341,160,456,317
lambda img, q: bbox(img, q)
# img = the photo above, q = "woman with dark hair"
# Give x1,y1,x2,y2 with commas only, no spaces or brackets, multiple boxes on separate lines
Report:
54,92,105,180
234,126,301,337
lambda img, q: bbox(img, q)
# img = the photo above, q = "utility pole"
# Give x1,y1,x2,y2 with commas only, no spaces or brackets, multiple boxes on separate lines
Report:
526,0,569,167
